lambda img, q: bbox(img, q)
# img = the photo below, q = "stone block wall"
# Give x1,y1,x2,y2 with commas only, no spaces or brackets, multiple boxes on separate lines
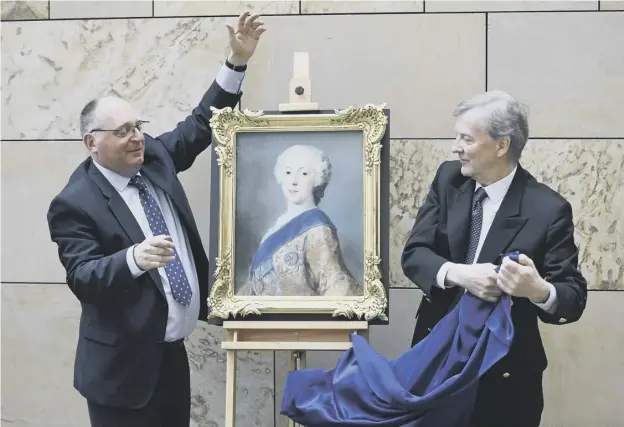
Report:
2,1,623,426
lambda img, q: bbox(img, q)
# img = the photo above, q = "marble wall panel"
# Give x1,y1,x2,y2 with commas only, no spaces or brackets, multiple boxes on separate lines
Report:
242,13,486,139
154,0,299,17
1,282,275,427
1,1,48,21
488,12,624,138
1,283,89,427
426,0,598,12
1,138,212,284
301,0,423,14
49,1,152,19
520,139,624,290
601,0,624,9
1,141,87,283
389,139,456,288
539,291,624,427
1,17,241,140
389,139,624,290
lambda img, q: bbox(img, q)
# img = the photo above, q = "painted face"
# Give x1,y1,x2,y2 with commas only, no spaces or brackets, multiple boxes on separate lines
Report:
279,155,316,205
451,107,503,183
85,97,146,177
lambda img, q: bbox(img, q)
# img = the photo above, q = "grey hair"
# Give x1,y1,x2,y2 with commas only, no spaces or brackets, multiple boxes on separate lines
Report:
453,90,529,163
274,145,332,205
79,99,100,137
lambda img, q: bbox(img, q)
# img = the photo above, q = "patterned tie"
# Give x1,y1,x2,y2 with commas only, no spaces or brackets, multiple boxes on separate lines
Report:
448,187,488,311
129,175,192,306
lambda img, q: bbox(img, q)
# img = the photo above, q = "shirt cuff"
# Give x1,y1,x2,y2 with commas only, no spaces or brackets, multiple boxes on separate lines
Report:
530,281,558,314
215,64,245,94
436,262,454,289
126,245,146,279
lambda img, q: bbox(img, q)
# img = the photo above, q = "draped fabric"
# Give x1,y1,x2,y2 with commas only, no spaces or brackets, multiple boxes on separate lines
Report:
280,254,518,427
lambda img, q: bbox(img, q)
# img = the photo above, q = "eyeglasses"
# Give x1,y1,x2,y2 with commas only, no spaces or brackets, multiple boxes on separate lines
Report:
90,120,149,138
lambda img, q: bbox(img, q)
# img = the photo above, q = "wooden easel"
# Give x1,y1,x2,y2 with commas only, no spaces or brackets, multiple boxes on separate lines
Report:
223,320,369,427
222,53,368,427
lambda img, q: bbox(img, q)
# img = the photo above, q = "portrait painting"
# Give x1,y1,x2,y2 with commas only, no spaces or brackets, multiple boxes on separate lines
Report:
234,133,363,298
207,105,390,322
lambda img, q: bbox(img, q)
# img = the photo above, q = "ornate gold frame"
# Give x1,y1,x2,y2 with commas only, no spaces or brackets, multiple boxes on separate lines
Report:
207,104,389,321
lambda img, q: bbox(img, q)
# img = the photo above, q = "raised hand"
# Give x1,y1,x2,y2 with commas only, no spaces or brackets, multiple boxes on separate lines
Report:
226,11,266,66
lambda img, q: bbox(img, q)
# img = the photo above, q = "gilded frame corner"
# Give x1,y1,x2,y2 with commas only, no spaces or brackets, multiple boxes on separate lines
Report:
207,104,389,322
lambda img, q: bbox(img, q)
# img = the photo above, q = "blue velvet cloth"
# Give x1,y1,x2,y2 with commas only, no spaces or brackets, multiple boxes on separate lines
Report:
280,254,518,427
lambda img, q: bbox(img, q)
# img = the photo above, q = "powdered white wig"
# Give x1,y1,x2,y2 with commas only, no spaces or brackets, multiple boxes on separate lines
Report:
274,145,332,204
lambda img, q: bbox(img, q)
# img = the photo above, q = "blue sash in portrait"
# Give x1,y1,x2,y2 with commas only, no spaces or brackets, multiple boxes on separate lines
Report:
250,208,335,283
280,253,519,427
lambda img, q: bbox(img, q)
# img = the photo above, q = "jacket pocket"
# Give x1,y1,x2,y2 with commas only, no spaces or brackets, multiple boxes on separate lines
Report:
83,325,118,346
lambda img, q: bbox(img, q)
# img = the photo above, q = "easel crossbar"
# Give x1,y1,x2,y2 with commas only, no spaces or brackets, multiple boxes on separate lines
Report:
222,341,353,351
223,320,368,330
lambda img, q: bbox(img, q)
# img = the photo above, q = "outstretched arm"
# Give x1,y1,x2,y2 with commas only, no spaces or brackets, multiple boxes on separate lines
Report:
154,11,266,173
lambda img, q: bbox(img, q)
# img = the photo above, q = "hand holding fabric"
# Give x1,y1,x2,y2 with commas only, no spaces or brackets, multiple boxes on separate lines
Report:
280,252,521,427
496,254,550,303
447,263,502,302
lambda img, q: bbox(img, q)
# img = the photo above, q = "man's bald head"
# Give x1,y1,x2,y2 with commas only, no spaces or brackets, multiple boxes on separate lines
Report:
79,96,136,137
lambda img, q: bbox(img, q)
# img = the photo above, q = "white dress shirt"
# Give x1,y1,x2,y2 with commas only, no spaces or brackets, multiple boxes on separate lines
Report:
435,166,558,314
93,64,245,341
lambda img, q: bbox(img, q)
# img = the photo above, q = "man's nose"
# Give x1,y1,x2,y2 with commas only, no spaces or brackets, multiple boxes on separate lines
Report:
130,127,142,141
451,136,462,153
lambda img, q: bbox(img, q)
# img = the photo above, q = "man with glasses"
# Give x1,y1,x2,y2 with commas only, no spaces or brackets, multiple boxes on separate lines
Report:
401,90,588,427
46,12,265,427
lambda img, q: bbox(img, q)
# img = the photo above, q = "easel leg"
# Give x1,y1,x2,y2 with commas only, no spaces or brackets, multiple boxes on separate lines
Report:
225,350,237,427
288,351,307,427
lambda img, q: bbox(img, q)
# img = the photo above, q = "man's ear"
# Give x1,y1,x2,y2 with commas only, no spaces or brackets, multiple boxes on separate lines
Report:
496,136,511,158
83,133,97,154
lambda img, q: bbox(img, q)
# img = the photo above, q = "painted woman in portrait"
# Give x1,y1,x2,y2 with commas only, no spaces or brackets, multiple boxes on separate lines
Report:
239,144,362,297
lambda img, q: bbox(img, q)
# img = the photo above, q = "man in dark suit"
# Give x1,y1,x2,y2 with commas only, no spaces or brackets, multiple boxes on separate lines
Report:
401,90,588,427
46,12,266,427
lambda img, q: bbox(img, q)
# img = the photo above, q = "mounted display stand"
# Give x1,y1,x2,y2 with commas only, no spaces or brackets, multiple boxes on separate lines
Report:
221,52,369,427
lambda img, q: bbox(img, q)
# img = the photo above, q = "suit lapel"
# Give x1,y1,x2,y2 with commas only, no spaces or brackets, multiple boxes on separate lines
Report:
476,168,528,263
88,163,145,244
88,162,166,298
446,179,475,263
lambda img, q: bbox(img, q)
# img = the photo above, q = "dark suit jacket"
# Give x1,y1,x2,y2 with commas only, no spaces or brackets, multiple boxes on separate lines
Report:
46,81,241,409
401,160,587,422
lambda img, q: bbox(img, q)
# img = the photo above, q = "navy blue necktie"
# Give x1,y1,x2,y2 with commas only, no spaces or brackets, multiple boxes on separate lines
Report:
129,175,192,307
449,187,488,310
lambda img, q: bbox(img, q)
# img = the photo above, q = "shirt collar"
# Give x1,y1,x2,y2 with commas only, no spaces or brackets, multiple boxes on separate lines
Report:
92,159,138,192
475,165,517,204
